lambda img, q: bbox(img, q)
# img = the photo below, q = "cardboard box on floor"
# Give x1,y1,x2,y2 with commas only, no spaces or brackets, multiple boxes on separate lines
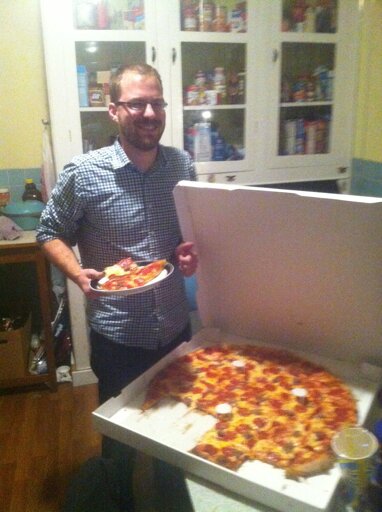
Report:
0,314,31,380
93,182,382,512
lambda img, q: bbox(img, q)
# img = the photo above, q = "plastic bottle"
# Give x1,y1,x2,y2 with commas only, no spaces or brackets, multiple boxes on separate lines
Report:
97,0,109,29
194,122,212,162
77,65,89,107
30,333,41,352
22,179,43,202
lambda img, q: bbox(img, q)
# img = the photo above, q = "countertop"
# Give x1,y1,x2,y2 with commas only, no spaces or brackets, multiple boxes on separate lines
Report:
0,230,37,247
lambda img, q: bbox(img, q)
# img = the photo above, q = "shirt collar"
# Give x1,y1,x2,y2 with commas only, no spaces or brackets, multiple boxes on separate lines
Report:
111,139,130,170
111,139,168,173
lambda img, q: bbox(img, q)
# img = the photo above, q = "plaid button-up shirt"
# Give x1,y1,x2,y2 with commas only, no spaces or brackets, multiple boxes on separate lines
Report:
37,140,196,348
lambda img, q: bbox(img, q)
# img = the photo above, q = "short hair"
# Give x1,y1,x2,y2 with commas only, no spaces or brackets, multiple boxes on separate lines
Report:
110,64,163,103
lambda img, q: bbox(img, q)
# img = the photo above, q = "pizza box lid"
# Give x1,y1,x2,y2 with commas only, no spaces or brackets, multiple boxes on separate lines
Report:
174,181,382,366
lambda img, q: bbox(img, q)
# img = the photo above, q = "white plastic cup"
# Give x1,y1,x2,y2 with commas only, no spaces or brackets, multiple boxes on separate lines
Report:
331,427,378,511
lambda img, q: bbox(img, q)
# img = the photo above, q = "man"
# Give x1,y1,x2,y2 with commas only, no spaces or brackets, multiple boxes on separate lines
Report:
37,64,197,511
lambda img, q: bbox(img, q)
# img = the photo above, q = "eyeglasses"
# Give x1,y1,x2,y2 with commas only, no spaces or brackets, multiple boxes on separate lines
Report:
116,100,168,113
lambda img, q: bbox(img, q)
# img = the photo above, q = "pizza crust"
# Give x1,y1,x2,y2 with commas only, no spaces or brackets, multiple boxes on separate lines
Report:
286,453,335,479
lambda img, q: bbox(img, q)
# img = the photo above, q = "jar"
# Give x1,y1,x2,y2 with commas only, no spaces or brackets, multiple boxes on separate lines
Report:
88,85,105,107
214,67,225,85
199,0,215,32
195,70,206,88
0,188,10,207
227,71,239,104
183,0,198,31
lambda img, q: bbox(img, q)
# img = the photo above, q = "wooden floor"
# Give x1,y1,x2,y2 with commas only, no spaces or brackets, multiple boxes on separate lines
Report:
0,382,194,512
0,383,101,512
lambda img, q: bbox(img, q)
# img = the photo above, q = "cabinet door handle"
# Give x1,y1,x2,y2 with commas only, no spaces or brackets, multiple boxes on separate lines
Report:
172,48,177,64
151,46,156,63
272,49,279,62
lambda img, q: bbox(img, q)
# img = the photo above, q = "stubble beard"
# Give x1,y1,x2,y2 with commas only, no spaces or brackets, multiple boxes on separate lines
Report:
123,119,165,152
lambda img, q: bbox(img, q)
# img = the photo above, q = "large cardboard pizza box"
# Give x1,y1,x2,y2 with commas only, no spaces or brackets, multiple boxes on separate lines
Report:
93,182,382,512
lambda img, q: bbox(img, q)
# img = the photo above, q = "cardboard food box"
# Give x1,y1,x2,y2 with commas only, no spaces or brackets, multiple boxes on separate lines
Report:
0,314,31,380
93,182,382,512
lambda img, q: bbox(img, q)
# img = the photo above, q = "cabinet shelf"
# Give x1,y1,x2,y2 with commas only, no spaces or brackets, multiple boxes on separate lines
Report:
80,107,108,112
183,105,245,111
74,29,147,41
280,101,333,108
179,32,248,44
279,32,338,44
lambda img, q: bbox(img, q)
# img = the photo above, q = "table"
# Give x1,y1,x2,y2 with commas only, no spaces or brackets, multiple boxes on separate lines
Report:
185,474,349,512
0,231,57,390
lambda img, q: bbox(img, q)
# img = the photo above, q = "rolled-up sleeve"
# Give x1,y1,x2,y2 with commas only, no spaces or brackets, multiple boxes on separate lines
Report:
36,163,85,246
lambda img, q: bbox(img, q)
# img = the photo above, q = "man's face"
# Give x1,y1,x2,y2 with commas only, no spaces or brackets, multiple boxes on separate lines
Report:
110,72,166,151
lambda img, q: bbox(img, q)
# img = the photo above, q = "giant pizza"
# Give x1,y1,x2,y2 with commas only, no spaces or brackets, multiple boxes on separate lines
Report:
142,344,357,478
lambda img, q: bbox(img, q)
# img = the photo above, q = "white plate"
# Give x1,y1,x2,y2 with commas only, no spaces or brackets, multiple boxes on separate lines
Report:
90,262,174,296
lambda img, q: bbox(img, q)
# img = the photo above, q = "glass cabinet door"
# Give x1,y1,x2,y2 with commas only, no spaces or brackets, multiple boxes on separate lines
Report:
182,41,246,163
278,0,337,158
176,1,249,171
72,0,147,152
75,40,145,151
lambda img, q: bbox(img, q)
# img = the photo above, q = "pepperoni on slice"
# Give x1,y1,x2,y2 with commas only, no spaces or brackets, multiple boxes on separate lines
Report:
198,443,218,456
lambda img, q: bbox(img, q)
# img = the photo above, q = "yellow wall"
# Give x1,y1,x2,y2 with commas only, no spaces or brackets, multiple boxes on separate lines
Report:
0,1,381,169
0,1,49,169
353,0,382,162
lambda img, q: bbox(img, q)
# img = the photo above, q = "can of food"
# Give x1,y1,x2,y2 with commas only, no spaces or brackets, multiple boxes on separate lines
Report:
0,188,10,207
186,85,199,106
214,5,227,32
205,90,218,105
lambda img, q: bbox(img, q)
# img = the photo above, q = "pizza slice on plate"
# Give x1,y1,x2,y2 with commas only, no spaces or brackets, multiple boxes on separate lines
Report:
98,257,168,291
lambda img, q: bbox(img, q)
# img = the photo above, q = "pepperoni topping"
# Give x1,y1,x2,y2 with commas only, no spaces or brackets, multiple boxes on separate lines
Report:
199,444,218,455
253,417,267,428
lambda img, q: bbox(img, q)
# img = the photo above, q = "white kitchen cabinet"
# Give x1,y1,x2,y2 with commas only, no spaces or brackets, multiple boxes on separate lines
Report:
262,0,359,185
39,0,359,383
40,0,358,184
